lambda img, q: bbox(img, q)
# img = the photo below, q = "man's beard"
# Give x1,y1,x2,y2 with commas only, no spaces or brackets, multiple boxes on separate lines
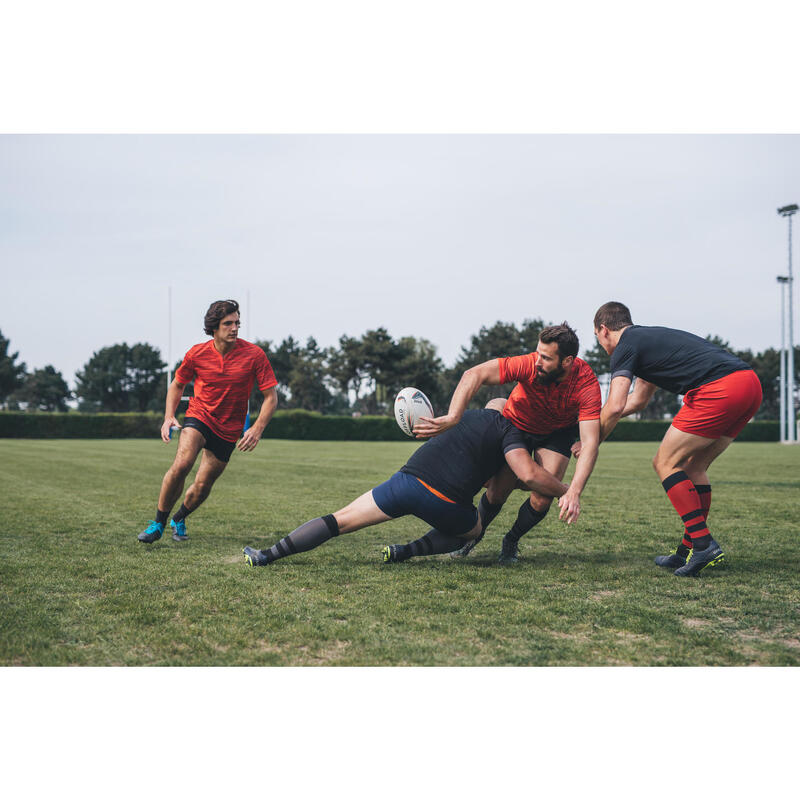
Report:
535,365,565,385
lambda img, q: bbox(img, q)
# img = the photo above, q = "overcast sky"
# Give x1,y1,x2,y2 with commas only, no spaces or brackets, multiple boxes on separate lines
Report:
1,134,798,386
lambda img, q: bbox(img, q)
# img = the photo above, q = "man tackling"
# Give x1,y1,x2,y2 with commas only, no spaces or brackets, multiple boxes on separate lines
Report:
592,301,762,577
413,322,601,563
138,299,278,543
242,400,571,567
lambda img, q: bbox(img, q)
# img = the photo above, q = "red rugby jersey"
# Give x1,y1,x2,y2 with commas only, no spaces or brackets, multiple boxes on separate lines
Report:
175,339,278,442
498,352,601,435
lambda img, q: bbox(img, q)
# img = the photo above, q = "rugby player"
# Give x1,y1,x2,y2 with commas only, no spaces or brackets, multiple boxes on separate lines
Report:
413,323,601,564
592,301,762,577
242,400,570,566
138,299,278,544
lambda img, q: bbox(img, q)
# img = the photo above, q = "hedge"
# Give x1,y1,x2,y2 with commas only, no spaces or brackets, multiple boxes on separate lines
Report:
605,419,780,442
0,411,782,442
0,411,409,441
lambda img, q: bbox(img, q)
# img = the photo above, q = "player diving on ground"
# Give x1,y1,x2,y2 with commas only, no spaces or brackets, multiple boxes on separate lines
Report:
242,400,572,566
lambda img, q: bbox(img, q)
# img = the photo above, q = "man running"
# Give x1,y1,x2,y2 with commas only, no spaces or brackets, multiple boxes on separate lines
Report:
138,299,278,543
413,323,601,564
242,400,570,566
592,301,762,577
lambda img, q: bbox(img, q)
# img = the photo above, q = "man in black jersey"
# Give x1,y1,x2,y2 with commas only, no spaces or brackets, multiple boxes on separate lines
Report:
242,400,569,566
592,302,762,577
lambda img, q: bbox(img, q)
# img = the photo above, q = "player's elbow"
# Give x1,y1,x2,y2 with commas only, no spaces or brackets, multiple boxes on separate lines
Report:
605,398,626,417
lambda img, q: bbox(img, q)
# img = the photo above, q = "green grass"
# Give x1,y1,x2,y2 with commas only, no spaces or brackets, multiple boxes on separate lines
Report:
1,438,798,666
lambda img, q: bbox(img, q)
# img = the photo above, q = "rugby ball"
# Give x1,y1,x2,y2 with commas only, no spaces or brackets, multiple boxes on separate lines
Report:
394,387,434,437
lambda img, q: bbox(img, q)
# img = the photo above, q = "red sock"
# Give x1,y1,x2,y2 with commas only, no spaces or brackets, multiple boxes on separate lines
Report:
696,484,712,519
680,484,711,549
662,471,710,546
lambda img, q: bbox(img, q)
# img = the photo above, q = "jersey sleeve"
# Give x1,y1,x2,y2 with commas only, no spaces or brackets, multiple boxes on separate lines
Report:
609,337,637,381
497,353,536,384
254,349,278,392
175,350,195,384
577,368,602,421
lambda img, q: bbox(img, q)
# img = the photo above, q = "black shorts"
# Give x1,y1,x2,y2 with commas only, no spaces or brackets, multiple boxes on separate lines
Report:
521,424,579,459
183,417,237,463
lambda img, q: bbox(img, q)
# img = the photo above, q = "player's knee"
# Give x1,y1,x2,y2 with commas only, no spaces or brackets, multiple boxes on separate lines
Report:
193,479,213,500
486,485,510,505
170,459,194,479
529,492,552,513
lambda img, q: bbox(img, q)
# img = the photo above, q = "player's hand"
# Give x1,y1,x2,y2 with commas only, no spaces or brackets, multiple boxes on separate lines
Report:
557,490,581,524
413,414,457,439
161,417,180,443
237,427,263,452
571,441,583,459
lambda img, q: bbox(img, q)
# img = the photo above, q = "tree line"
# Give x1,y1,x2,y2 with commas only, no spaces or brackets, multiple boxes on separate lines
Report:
1,324,797,420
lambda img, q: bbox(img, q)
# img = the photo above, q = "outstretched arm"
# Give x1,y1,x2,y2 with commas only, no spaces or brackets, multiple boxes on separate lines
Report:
557,418,600,524
238,387,278,452
504,448,568,498
599,375,632,442
413,360,502,438
160,380,186,442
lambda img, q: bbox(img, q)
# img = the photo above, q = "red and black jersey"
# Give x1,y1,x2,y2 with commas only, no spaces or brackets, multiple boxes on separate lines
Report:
498,353,601,435
176,339,277,442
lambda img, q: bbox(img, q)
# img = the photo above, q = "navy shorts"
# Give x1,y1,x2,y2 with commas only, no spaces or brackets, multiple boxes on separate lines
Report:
371,472,478,536
522,424,579,459
183,417,237,463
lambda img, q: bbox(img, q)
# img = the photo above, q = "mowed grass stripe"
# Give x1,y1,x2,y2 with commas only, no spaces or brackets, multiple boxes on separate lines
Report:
1,439,798,666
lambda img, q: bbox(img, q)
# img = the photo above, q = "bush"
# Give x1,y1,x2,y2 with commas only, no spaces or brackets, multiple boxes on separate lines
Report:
605,419,780,442
0,411,782,442
0,410,409,441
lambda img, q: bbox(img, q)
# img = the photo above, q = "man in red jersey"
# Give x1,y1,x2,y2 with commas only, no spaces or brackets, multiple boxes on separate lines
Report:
413,322,601,563
138,299,278,544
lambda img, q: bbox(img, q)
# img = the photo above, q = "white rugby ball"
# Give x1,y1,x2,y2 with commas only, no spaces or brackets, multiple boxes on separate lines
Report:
394,387,434,437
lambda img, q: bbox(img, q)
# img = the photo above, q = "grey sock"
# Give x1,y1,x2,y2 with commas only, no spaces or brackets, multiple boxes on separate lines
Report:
262,514,339,563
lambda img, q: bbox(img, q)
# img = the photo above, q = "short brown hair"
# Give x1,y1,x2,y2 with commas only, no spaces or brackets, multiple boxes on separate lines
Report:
204,299,240,335
594,301,633,332
539,321,579,359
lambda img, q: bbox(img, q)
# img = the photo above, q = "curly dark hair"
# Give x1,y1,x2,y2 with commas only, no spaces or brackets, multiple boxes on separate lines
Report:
204,299,240,335
539,321,579,359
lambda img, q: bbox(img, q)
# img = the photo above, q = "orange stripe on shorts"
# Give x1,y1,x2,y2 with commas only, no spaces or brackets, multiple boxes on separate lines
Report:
415,478,456,504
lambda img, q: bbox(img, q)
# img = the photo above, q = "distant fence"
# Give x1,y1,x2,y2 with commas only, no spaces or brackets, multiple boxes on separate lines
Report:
0,411,781,442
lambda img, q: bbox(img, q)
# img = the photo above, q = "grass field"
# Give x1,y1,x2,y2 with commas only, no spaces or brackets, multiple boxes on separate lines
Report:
1,438,798,666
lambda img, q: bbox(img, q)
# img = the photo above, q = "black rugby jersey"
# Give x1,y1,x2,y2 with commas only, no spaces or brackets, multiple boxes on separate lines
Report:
609,325,752,395
401,409,527,506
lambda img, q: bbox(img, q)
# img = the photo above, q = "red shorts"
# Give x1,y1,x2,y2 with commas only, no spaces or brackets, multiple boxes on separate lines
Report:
672,370,762,439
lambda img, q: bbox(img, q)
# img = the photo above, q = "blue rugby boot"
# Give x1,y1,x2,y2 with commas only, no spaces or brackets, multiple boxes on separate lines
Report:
138,520,164,543
170,519,188,542
674,539,725,577
655,549,690,569
243,546,269,566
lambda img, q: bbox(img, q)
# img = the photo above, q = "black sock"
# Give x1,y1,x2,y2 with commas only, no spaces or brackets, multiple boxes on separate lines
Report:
692,534,712,551
155,509,168,525
505,500,549,544
478,493,504,533
399,528,468,560
172,504,191,523
261,514,339,563
676,543,691,558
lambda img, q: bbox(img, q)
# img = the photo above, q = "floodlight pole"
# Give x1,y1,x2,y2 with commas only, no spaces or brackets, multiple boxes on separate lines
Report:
778,204,798,443
778,276,789,442
167,285,173,389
